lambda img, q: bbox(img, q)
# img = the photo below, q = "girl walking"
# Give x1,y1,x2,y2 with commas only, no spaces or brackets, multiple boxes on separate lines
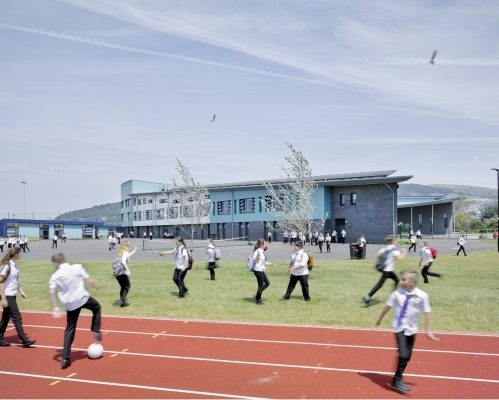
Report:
115,241,137,307
159,237,190,298
251,239,273,305
0,248,36,347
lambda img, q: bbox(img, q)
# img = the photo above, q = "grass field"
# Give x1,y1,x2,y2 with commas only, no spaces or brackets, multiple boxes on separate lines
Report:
16,249,499,334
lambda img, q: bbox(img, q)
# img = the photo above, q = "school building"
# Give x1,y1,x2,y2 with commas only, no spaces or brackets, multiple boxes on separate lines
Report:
120,170,457,243
0,219,113,239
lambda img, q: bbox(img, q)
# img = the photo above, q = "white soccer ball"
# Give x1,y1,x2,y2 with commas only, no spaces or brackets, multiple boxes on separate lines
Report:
87,343,104,359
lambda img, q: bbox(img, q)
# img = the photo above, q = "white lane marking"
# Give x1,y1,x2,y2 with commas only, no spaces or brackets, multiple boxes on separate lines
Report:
0,371,268,399
27,344,499,384
21,324,499,357
22,310,499,338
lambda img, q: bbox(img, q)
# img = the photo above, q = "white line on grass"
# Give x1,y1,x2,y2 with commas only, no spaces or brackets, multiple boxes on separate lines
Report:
23,311,499,338
21,324,499,358
0,371,268,399
26,344,499,384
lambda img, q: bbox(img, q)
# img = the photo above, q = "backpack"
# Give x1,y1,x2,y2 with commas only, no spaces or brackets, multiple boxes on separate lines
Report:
429,247,438,259
0,264,11,283
112,258,126,277
307,252,314,271
247,253,255,272
186,249,194,270
214,248,221,261
375,248,393,271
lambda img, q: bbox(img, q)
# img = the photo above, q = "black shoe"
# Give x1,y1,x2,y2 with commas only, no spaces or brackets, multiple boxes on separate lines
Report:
120,302,129,307
0,340,11,347
61,359,72,369
305,298,311,302
363,296,371,306
256,300,265,305
178,293,185,298
95,332,102,341
22,339,36,348
280,297,289,301
392,379,410,394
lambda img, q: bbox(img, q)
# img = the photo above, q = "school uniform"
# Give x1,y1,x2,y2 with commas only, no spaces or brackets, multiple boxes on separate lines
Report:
49,263,101,365
365,245,401,302
116,249,136,306
408,235,417,252
332,230,338,243
0,260,34,346
0,238,4,252
318,234,324,253
325,235,331,252
420,247,440,283
456,237,467,256
52,235,58,249
340,230,347,244
387,287,431,384
252,248,269,304
283,249,310,301
206,244,216,281
172,246,189,297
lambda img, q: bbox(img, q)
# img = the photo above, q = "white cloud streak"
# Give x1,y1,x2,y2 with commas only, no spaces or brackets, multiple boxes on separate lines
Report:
0,22,322,85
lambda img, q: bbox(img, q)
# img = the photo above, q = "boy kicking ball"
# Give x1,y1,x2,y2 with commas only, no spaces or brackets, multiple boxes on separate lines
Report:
375,269,439,394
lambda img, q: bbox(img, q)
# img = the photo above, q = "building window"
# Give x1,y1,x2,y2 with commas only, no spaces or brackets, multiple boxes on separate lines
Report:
259,196,262,212
133,197,136,206
127,212,132,221
121,214,124,222
133,212,137,221
239,198,255,214
444,213,448,229
156,208,165,219
340,194,346,206
138,199,142,205
159,198,166,204
350,193,357,205
121,201,124,208
183,205,193,218
418,213,422,228
217,200,231,215
212,202,216,216
145,210,153,221
125,199,130,207
148,199,153,204
143,198,147,204
168,207,179,219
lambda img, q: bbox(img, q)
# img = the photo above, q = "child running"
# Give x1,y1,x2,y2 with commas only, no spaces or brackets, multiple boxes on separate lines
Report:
375,269,438,394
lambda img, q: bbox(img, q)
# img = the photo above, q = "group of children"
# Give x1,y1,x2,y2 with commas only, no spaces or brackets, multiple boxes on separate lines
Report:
0,236,30,253
0,233,446,394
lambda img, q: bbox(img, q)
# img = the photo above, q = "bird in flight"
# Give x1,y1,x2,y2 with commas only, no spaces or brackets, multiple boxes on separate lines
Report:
211,113,216,122
428,50,437,65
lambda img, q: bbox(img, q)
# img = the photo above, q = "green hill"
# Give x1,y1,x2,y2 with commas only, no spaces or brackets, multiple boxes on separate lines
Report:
398,184,495,199
57,202,121,225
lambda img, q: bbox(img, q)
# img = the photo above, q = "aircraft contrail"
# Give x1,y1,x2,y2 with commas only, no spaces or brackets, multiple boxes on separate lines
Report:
0,22,323,84
375,57,499,66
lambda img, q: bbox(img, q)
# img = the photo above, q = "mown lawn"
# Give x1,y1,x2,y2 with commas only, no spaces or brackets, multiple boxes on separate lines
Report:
16,249,499,333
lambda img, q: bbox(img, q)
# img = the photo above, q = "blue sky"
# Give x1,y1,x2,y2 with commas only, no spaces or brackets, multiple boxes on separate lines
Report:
1,0,498,218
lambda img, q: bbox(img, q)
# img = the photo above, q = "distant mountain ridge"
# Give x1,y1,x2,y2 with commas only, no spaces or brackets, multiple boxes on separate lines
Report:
57,184,495,224
398,184,495,199
57,202,121,225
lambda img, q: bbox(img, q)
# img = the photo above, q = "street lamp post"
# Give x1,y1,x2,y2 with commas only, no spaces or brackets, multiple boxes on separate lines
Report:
492,168,499,253
20,181,27,219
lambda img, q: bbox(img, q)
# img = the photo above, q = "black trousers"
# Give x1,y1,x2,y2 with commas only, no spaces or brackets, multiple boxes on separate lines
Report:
52,240,57,248
253,271,270,302
326,242,331,252
172,268,188,296
421,262,440,283
63,297,101,361
408,243,416,252
0,295,29,342
116,274,131,304
368,271,399,298
456,245,467,256
318,241,323,253
207,262,216,280
283,274,310,300
394,332,416,381
0,245,3,252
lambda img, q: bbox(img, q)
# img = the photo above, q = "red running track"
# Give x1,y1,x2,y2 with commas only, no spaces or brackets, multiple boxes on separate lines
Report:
1,311,498,399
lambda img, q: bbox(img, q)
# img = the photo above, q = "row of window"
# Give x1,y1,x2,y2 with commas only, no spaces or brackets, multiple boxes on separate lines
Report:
122,206,205,222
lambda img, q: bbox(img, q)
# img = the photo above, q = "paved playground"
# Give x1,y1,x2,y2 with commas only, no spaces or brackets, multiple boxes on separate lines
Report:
16,237,494,262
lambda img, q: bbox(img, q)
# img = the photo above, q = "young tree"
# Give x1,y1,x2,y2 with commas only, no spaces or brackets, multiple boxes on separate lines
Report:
263,142,323,246
170,159,210,247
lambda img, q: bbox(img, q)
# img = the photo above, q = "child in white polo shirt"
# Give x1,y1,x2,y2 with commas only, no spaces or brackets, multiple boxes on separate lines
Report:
49,253,102,369
375,269,438,394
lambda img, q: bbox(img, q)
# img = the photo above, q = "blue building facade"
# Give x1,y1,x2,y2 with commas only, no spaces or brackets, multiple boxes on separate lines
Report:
121,170,416,243
0,219,113,239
